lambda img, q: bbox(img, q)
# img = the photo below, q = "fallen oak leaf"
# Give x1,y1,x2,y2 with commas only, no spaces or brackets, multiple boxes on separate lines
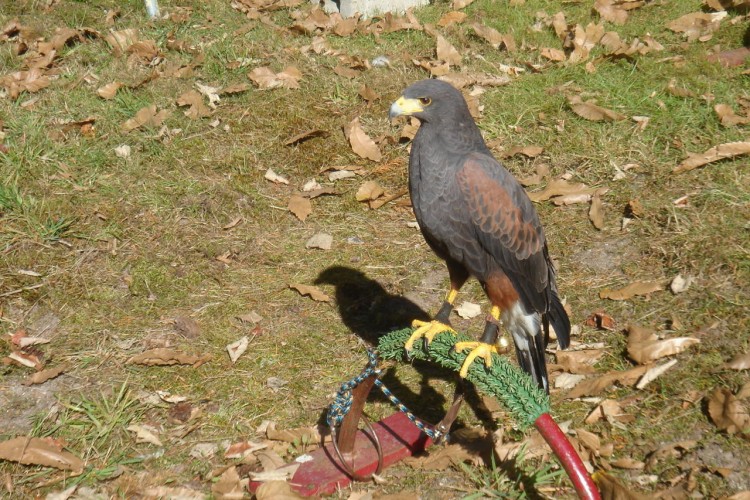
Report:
714,103,750,126
121,104,170,132
674,140,750,173
289,283,330,302
343,117,381,162
283,129,328,146
96,81,123,99
725,352,750,371
127,424,163,446
568,95,626,121
599,280,664,300
23,364,67,386
248,66,302,89
566,365,649,398
126,348,210,367
288,194,312,221
436,34,462,66
589,190,605,229
264,168,289,185
636,359,678,389
0,437,83,472
707,387,750,436
176,90,212,119
626,324,700,364
355,180,384,202
527,178,600,203
226,336,249,364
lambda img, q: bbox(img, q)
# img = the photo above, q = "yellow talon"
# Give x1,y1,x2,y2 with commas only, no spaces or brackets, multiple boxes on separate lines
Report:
454,342,499,378
405,320,456,351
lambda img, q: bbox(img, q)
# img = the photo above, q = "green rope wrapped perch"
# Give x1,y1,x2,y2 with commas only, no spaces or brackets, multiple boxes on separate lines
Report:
378,328,550,431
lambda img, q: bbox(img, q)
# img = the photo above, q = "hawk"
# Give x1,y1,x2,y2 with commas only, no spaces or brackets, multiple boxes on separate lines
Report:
389,79,570,393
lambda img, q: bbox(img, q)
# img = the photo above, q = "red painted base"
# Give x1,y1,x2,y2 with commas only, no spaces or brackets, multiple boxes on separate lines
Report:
249,412,433,497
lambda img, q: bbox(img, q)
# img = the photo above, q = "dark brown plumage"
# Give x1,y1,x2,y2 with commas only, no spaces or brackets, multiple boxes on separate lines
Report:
390,79,570,393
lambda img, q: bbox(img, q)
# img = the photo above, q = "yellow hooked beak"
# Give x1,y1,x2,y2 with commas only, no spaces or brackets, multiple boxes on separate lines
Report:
389,96,424,120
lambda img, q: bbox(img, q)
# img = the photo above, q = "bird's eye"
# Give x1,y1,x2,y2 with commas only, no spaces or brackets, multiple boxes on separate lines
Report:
419,97,431,105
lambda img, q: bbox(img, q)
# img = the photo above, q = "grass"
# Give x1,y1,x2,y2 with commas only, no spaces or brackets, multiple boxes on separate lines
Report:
0,0,749,497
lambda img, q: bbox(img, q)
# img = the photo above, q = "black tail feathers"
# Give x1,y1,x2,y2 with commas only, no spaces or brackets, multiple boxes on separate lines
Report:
515,330,550,394
547,292,571,350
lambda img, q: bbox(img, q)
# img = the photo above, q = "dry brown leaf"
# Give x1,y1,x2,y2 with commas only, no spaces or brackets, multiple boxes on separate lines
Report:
527,178,600,203
570,23,605,63
127,424,162,446
594,0,644,25
540,47,566,61
0,437,83,472
226,336,249,364
707,387,750,436
96,82,123,99
667,11,727,42
585,310,617,331
173,315,200,340
284,129,328,146
575,428,601,456
0,69,51,99
566,365,648,398
355,180,384,202
212,466,248,500
610,457,645,469
176,90,212,119
23,364,67,385
555,350,604,374
674,140,750,173
289,283,330,302
589,190,605,229
265,421,326,442
126,348,209,367
438,11,467,27
593,471,649,499
358,84,380,102
517,163,550,187
436,35,462,66
471,23,503,49
265,168,289,185
585,399,633,424
498,145,543,158
626,325,699,364
568,95,626,121
143,486,205,499
224,440,267,459
248,66,302,89
121,105,170,132
331,14,359,37
126,40,159,65
599,280,664,300
104,28,139,56
288,194,312,221
714,103,750,127
636,359,678,388
725,353,750,371
255,481,303,500
333,64,358,79
343,117,381,162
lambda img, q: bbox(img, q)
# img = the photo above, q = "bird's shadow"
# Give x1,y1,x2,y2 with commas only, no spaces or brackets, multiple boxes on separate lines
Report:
314,265,497,435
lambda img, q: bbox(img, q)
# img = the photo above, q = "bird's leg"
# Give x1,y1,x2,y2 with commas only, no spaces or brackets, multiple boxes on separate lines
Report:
433,379,465,444
405,288,458,352
454,306,510,378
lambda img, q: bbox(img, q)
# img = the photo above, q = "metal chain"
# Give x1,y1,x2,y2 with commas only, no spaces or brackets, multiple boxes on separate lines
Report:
327,348,443,441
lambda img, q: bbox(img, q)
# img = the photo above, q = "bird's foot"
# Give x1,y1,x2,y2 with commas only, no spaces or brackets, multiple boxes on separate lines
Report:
454,341,499,378
405,320,456,352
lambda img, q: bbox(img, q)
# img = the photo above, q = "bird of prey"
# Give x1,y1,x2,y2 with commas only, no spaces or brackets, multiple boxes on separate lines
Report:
389,79,570,394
